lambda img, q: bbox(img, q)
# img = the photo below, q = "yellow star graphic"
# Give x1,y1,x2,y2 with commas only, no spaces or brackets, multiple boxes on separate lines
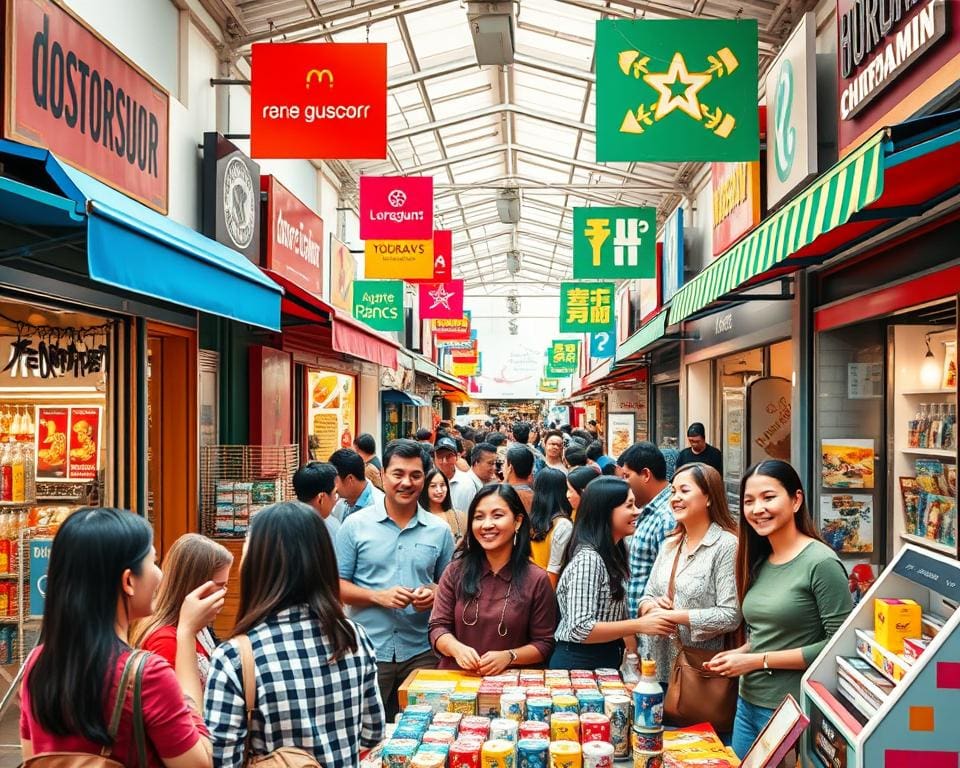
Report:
643,52,712,122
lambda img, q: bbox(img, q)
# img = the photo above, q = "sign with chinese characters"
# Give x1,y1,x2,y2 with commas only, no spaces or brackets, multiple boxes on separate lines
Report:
572,207,656,278
3,0,170,212
595,19,759,161
250,42,387,159
261,175,323,296
3,335,109,380
202,133,260,263
406,230,452,284
547,340,580,376
352,280,404,331
359,176,433,241
712,161,761,256
662,208,685,303
364,239,435,280
560,282,615,333
418,280,464,320
329,235,356,313
591,331,616,359
765,12,818,208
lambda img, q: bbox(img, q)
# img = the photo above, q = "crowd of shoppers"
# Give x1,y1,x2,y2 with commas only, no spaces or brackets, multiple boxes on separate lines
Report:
19,417,853,767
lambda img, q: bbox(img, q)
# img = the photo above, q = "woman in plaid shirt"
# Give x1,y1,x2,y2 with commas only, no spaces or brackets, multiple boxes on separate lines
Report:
204,502,384,768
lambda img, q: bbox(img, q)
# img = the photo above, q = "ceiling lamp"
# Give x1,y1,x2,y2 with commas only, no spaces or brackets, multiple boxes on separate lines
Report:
496,188,521,224
507,291,520,315
921,333,941,389
467,2,515,65
508,319,519,335
506,250,521,275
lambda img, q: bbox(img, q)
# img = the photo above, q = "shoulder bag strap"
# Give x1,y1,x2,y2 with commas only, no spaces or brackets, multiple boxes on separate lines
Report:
665,535,685,603
102,651,140,758
235,634,257,761
130,650,150,768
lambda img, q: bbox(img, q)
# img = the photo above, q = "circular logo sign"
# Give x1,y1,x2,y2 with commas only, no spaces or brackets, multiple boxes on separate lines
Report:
387,189,407,208
223,156,256,249
774,60,796,184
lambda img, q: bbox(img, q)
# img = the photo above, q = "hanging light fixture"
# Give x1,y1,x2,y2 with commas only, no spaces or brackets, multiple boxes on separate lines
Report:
921,332,941,389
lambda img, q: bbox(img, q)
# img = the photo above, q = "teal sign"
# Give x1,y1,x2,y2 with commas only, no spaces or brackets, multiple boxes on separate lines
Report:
29,538,53,616
591,331,615,359
773,59,796,183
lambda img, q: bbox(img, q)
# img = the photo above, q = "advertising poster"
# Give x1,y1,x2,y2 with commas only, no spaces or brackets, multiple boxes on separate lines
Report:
35,407,69,479
821,438,875,489
307,371,355,461
29,538,54,617
68,407,102,480
748,377,792,464
608,412,636,459
820,494,874,553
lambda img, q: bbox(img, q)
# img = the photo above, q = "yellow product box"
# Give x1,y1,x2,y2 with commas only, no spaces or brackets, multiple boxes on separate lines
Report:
874,598,921,653
855,629,910,682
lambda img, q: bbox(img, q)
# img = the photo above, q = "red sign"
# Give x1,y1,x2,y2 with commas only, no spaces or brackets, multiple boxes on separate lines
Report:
712,161,761,256
359,175,433,241
250,42,386,160
261,176,323,296
3,0,170,212
68,407,101,480
406,230,452,283
419,280,464,320
433,315,471,341
35,407,68,479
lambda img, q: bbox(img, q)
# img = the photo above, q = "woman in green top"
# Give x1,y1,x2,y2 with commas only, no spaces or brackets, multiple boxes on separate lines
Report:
705,460,852,758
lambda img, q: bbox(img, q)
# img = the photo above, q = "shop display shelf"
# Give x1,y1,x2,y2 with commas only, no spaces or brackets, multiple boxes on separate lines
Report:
899,532,956,556
898,446,957,459
0,501,34,508
900,388,957,396
0,574,17,581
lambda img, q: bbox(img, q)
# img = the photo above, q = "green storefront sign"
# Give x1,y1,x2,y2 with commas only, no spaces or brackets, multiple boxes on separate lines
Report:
559,282,615,333
595,18,759,162
572,207,656,279
546,340,579,376
353,279,404,331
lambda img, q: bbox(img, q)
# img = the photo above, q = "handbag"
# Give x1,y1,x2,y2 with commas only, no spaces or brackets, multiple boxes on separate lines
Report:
661,538,740,733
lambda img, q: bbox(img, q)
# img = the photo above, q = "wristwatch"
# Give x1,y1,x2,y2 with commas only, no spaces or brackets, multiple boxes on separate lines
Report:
507,649,518,665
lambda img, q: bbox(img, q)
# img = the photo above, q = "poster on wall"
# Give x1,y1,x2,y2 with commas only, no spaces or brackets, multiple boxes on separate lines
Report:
723,388,745,479
819,493,874,553
35,407,69,480
307,371,356,461
821,438,875,489
608,387,648,442
608,412,636,459
67,407,102,480
847,362,883,399
748,377,791,465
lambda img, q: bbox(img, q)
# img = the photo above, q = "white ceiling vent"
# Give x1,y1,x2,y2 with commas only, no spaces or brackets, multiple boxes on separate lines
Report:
506,250,521,275
467,2,515,65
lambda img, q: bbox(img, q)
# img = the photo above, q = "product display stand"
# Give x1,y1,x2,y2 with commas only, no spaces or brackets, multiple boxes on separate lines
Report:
800,544,960,767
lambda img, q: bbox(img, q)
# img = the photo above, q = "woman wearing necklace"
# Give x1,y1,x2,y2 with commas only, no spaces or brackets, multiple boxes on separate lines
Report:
429,483,558,675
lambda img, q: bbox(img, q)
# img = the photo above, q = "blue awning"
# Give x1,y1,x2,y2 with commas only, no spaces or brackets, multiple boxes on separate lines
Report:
381,389,427,406
0,140,281,330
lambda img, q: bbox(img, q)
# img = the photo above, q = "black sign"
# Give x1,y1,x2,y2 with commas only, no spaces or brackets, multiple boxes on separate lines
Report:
2,337,109,379
683,298,792,356
202,133,261,263
893,547,960,604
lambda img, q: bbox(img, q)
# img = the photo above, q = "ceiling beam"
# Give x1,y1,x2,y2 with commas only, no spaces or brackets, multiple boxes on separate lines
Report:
389,104,591,142
390,59,481,91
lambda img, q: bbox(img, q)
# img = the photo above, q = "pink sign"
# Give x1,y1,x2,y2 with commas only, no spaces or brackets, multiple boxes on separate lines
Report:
406,230,452,284
359,175,433,240
419,280,464,320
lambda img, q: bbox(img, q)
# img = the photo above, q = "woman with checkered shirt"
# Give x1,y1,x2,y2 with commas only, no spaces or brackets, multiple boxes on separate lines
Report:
204,502,384,768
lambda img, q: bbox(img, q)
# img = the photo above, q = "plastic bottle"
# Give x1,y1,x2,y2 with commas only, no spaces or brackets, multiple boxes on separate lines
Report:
620,651,641,690
10,443,24,504
0,443,12,503
632,658,664,729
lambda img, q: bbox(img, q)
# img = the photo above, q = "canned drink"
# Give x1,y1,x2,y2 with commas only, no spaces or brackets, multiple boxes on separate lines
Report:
501,692,527,722
581,741,615,768
578,712,611,744
450,691,479,715
516,738,550,768
552,694,580,714
576,691,606,714
518,721,550,741
550,712,580,742
631,726,664,753
481,739,516,768
411,752,446,768
548,740,582,768
449,739,483,768
603,694,631,759
490,718,520,742
632,750,663,768
382,739,420,767
526,697,553,723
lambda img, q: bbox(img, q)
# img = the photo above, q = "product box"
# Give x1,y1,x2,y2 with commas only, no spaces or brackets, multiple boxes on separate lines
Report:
903,637,932,663
922,611,948,638
874,598,922,653
836,656,893,710
855,628,910,682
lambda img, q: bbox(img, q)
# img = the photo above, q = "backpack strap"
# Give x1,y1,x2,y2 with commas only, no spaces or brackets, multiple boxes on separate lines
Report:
130,650,150,768
101,651,141,758
234,635,256,761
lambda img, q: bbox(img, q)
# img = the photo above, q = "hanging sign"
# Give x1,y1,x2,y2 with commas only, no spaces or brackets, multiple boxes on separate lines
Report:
359,176,434,241
748,377,792,464
712,161,761,256
3,334,110,380
352,280,404,331
67,406,102,480
572,207,657,278
560,282,615,333
29,538,53,617
595,19,759,162
437,337,476,350
261,176,323,296
329,236,356,314
451,361,478,377
202,133,260,262
591,331,616,359
547,340,580,376
3,0,170,212
364,239,435,280
539,378,559,393
250,42,387,159
662,208,685,303
406,230,452,283
433,313,471,341
418,280,464,320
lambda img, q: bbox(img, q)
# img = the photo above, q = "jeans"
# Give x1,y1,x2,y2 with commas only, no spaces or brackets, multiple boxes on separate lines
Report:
732,696,775,758
549,640,624,670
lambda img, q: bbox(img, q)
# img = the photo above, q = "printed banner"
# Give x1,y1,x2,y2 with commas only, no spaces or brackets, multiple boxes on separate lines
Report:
406,230,453,284
418,280,464,320
560,282,616,333
573,207,656,278
591,331,616,359
547,340,580,376
35,407,69,479
451,361,478,377
595,19,759,161
29,538,53,617
352,280,404,331
68,407,101,480
262,175,323,296
364,239,434,280
250,43,387,160
433,312,471,341
539,378,559,393
329,235,356,313
359,176,433,241
712,161,761,256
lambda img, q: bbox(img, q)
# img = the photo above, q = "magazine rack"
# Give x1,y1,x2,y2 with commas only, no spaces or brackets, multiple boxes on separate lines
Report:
800,544,960,767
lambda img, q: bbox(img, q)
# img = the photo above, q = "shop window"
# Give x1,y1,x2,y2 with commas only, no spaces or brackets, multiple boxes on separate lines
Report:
306,370,356,460
717,348,763,510
654,383,679,450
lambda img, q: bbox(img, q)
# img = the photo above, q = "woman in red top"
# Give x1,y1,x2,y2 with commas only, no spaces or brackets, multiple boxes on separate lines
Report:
133,534,233,690
21,508,221,768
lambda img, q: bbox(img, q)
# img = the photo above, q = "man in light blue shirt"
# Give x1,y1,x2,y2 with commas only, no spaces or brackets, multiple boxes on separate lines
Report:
329,448,384,521
337,439,455,719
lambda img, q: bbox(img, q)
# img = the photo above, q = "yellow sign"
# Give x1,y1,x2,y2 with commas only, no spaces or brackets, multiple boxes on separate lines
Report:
364,239,434,279
451,362,478,377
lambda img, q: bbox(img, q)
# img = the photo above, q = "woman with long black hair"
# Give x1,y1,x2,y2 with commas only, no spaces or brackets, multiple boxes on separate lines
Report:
20,508,215,768
551,477,676,670
429,484,557,676
419,467,468,545
528,467,574,588
204,501,383,768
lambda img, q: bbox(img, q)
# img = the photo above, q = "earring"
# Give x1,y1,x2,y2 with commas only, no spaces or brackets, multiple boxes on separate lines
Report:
513,530,519,546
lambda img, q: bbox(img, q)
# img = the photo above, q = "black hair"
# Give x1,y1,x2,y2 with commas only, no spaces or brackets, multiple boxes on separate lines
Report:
471,442,497,466
28,508,153,743
512,422,531,444
420,443,436,472
560,424,572,435
564,445,588,467
687,422,706,438
415,428,433,441
487,432,507,448
562,477,631,601
454,484,531,598
529,467,573,542
586,440,604,461
568,436,589,449
420,468,452,511
567,465,600,496
293,461,338,502
617,441,667,481
328,448,366,482
383,438,429,471
601,462,619,476
354,433,377,455
571,429,594,443
506,444,534,479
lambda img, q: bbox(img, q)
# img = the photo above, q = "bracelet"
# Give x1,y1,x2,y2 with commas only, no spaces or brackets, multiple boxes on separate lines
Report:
507,649,518,665
762,653,772,675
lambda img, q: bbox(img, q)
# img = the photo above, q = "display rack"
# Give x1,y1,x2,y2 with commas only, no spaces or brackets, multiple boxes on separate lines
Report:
800,544,960,767
200,445,298,538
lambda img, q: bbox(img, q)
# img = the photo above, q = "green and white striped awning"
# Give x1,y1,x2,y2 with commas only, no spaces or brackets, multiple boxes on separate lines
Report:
668,132,885,324
615,310,668,363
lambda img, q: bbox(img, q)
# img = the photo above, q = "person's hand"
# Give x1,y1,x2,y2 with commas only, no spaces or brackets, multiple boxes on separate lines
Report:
451,641,481,672
478,650,512,676
411,585,436,612
375,586,415,609
653,595,673,610
178,581,226,635
703,652,762,678
634,613,676,636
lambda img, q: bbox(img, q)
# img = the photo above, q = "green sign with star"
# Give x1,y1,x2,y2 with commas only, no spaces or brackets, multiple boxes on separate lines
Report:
595,18,759,162
573,207,657,279
559,282,616,333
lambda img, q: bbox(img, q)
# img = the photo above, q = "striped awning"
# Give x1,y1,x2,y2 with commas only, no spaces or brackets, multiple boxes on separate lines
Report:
668,132,885,324
615,310,668,363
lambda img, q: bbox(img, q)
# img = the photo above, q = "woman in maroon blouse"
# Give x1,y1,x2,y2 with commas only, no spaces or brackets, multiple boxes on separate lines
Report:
429,484,558,676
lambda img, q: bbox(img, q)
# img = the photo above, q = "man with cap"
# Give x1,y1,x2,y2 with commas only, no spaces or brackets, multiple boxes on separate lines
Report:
433,436,470,503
